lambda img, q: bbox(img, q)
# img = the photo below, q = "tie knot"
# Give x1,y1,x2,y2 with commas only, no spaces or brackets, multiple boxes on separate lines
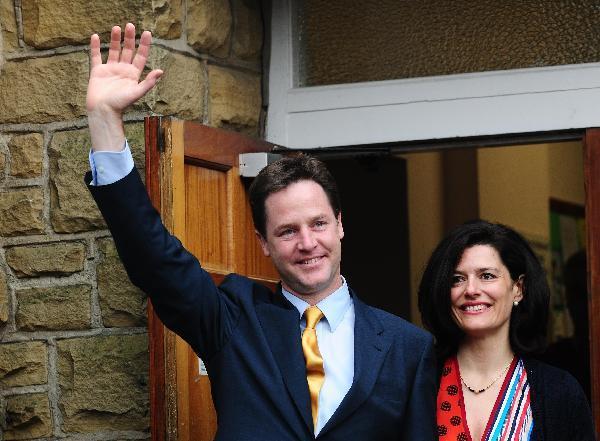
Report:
304,306,324,329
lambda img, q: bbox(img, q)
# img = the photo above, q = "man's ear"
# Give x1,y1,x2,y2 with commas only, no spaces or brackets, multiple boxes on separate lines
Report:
336,212,344,240
256,230,270,257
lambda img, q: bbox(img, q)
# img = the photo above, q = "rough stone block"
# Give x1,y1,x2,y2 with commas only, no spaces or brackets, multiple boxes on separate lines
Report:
16,285,91,331
0,187,44,236
208,65,261,129
141,0,183,40
187,0,232,55
1,0,18,53
6,241,86,277
57,334,149,432
22,0,182,49
143,47,204,120
0,268,7,324
97,238,147,327
232,0,263,60
4,393,53,440
0,53,88,124
49,123,144,233
49,128,104,233
8,133,44,178
0,150,6,177
0,341,48,387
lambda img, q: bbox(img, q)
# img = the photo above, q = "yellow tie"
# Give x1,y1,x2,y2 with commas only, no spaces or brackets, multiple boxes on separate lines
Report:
302,306,325,429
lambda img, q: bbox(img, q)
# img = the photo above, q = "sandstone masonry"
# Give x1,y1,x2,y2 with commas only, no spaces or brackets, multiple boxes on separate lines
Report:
5,241,86,277
0,0,263,439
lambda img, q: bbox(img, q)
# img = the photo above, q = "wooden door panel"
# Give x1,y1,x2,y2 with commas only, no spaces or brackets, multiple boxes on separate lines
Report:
182,123,270,170
185,164,230,272
584,129,600,434
230,169,280,280
147,118,278,441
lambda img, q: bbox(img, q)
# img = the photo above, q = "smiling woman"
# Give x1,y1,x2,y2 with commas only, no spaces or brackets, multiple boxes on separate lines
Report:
418,220,595,441
450,245,523,340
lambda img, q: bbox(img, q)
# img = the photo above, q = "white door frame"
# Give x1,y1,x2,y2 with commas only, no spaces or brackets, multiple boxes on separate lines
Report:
266,0,600,149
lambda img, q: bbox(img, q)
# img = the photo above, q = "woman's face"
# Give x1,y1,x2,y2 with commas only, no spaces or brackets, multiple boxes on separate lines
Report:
450,244,523,339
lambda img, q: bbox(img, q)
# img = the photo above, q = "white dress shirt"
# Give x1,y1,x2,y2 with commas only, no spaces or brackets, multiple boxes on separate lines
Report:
282,279,355,435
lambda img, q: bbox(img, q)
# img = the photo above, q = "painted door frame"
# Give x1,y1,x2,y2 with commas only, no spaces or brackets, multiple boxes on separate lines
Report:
266,0,600,149
266,4,600,431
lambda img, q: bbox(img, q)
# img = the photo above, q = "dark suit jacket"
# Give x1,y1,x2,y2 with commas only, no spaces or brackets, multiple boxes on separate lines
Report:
88,168,437,440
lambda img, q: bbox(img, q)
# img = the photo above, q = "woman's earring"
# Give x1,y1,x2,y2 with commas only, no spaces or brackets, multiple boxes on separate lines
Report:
513,300,519,307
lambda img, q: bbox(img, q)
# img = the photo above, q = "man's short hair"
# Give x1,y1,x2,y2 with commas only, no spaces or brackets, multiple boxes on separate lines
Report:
248,154,341,237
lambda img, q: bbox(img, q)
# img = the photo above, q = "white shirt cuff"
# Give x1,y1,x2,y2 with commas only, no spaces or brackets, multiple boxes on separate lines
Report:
88,140,135,186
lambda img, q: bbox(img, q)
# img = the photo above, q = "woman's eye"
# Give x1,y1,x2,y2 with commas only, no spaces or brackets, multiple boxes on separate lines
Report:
451,275,464,285
481,272,496,280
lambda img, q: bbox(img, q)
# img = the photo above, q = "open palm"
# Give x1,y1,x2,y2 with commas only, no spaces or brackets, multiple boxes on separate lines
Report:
87,23,162,114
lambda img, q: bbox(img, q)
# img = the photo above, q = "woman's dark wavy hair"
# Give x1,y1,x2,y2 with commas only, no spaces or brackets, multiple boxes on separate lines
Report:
418,220,550,361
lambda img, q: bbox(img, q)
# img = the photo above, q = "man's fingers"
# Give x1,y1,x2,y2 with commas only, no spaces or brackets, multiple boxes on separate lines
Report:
120,23,136,64
90,34,102,69
136,69,164,97
123,70,162,105
132,30,152,72
107,26,122,63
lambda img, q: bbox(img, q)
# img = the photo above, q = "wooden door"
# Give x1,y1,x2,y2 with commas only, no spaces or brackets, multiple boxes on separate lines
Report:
584,129,600,435
145,117,279,441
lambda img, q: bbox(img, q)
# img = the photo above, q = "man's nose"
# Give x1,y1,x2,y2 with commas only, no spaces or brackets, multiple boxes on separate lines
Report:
297,228,317,250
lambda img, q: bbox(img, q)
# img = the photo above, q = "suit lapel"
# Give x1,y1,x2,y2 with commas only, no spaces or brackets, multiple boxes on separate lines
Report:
256,289,314,435
318,294,392,437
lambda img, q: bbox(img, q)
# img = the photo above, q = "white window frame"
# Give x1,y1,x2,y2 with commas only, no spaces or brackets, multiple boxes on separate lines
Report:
266,0,600,149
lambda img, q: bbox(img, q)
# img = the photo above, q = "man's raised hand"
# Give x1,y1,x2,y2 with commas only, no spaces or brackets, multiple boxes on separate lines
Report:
87,23,163,152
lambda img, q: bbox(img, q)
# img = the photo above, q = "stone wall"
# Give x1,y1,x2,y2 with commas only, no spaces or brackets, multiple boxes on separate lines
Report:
0,1,263,439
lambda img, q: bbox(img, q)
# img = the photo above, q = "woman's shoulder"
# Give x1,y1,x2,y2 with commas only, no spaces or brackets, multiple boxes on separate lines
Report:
522,357,590,406
523,357,580,384
523,357,595,440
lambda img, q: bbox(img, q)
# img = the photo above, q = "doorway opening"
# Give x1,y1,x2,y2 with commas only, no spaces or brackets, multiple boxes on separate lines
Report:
310,139,590,402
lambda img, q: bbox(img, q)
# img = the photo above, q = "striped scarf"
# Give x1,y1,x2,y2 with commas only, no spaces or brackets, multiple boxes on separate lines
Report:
437,356,533,441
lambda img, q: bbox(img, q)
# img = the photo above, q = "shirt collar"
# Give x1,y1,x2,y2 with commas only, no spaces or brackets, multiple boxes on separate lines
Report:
281,276,352,332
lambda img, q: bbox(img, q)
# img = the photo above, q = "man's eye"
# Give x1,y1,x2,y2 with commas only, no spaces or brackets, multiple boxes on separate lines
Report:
314,220,327,229
279,229,295,237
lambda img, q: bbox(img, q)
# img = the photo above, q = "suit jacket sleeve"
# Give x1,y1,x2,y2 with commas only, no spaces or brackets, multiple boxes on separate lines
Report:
401,333,437,440
87,168,240,360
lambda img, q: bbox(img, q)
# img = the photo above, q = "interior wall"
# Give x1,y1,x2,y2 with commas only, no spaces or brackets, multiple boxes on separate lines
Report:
401,141,584,324
549,141,585,205
401,151,444,325
478,144,550,241
442,149,480,232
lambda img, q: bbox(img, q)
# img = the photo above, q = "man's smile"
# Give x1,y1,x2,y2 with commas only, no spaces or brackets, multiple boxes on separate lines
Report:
297,256,325,265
